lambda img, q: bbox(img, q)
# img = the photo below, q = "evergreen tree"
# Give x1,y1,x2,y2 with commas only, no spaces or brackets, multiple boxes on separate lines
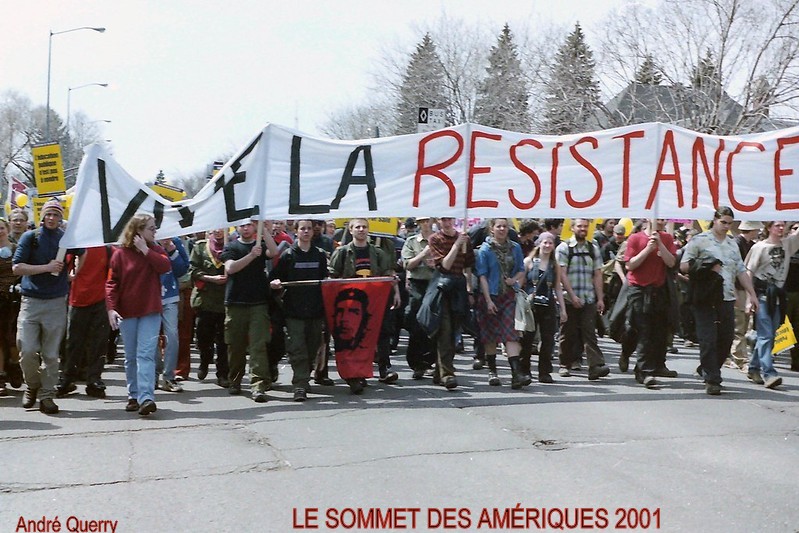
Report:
473,24,531,131
634,55,663,85
543,22,600,135
395,34,450,134
692,49,720,90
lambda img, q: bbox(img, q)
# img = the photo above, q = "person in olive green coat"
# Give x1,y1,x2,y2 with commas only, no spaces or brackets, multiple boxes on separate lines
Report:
189,228,229,386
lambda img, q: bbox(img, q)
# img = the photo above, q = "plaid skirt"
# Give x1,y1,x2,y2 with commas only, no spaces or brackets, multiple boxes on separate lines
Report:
476,289,520,343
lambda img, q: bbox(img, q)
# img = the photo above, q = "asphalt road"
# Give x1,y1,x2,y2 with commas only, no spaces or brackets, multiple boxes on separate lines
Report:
2,333,798,533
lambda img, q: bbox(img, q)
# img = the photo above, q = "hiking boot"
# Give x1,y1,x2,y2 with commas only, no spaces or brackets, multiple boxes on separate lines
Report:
85,382,107,399
486,354,501,386
509,356,527,389
293,388,307,402
618,353,630,373
347,378,364,395
56,381,77,398
653,366,678,378
39,398,59,414
747,370,765,385
764,376,783,389
138,399,157,415
588,365,610,381
22,388,38,408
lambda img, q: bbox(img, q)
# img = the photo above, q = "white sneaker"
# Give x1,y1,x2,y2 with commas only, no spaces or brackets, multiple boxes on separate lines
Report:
161,379,183,393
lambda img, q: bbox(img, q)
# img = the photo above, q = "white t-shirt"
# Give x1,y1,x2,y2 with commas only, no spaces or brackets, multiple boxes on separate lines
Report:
744,233,799,288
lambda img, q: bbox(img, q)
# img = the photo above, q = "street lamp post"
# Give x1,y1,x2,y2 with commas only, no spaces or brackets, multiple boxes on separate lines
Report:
66,83,108,131
46,26,106,141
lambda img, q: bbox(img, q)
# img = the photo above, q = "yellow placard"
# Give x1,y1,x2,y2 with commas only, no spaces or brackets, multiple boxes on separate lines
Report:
32,196,70,222
335,217,399,236
561,218,599,241
151,183,186,202
773,317,796,354
31,143,66,196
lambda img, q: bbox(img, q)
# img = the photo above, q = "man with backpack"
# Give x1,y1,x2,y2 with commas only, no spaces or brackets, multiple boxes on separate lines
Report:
555,218,611,381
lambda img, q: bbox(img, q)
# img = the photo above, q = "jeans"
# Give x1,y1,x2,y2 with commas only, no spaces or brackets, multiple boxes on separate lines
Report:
750,295,780,379
120,313,161,403
159,302,179,381
693,301,735,386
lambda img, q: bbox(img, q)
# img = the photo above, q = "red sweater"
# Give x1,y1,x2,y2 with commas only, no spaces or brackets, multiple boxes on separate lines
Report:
106,245,172,318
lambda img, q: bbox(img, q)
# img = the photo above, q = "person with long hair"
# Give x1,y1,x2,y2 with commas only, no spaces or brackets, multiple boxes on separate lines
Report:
521,231,568,384
475,218,527,388
106,213,172,415
0,218,20,396
680,207,759,395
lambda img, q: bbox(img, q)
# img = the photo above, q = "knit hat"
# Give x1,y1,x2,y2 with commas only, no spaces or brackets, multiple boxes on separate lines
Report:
40,199,64,220
535,231,557,246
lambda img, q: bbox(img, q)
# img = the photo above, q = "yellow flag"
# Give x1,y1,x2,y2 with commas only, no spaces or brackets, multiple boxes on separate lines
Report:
773,317,796,354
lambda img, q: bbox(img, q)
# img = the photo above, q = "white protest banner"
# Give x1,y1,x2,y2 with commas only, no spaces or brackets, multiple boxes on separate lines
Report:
62,122,799,248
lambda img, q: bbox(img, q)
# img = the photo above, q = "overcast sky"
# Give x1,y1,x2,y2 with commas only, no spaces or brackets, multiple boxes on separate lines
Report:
1,0,643,184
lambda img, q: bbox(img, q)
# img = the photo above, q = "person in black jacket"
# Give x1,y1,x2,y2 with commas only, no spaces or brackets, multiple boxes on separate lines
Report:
269,220,328,402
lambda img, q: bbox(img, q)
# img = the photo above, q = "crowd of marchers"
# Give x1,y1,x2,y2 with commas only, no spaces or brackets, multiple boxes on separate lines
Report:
1,204,796,416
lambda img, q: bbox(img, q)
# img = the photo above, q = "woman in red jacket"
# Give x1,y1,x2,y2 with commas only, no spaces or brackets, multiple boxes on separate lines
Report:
106,213,172,416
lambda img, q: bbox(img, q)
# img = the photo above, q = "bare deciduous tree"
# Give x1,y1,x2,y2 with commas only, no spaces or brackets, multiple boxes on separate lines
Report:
597,0,799,134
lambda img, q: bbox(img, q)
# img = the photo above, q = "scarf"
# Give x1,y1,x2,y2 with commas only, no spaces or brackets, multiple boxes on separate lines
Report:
488,236,513,295
208,235,225,268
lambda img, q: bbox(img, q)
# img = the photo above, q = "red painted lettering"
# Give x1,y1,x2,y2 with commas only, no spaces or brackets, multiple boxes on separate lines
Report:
566,137,603,208
647,130,684,209
550,142,564,208
413,130,463,208
691,136,720,209
775,136,799,210
467,130,501,208
727,141,765,212
508,139,543,209
612,130,645,207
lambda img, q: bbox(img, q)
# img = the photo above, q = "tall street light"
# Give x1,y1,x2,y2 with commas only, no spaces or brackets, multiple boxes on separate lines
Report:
66,83,108,131
46,26,106,141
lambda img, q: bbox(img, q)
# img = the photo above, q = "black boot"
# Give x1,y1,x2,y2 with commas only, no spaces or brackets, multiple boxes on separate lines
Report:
519,355,533,386
486,354,501,386
509,356,526,389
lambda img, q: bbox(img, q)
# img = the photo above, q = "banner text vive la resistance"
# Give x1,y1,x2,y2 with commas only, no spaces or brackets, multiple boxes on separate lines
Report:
62,122,799,247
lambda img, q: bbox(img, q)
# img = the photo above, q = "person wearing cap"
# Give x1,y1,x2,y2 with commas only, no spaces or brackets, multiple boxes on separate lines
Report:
12,199,76,414
402,217,418,238
601,223,627,263
401,216,436,379
729,220,763,369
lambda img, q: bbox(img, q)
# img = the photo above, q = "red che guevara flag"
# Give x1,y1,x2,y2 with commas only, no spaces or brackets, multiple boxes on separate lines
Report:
321,277,393,379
